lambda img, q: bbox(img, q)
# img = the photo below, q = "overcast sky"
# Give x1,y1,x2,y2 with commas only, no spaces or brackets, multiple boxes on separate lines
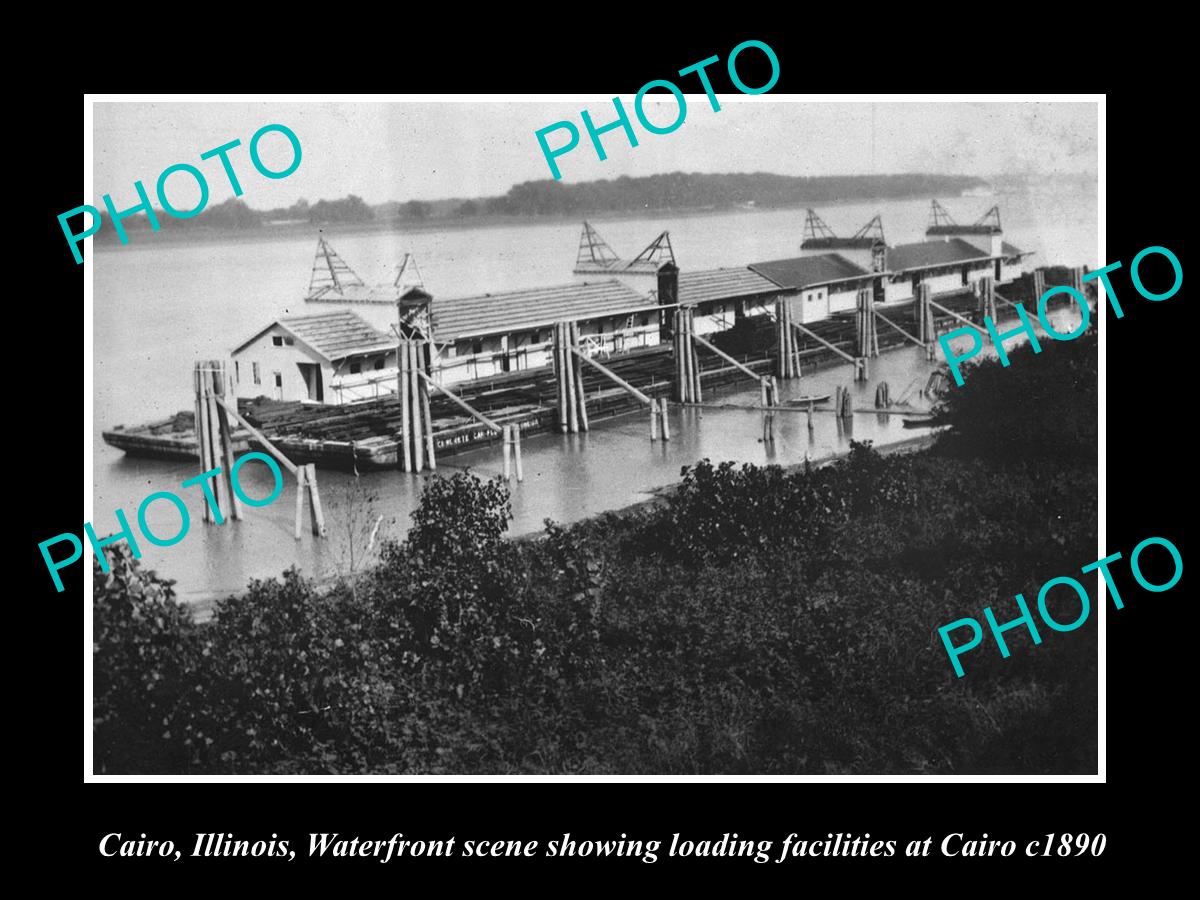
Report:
92,100,1097,209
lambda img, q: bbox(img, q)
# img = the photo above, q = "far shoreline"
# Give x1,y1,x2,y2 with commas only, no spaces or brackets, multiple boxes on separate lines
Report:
91,193,1015,256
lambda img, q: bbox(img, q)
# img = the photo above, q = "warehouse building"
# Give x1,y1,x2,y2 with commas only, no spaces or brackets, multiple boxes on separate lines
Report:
231,310,398,404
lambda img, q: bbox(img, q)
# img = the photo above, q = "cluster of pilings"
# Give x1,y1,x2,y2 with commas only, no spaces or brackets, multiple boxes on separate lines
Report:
975,275,998,322
673,307,703,403
193,359,324,540
398,339,436,472
774,297,802,379
551,321,590,434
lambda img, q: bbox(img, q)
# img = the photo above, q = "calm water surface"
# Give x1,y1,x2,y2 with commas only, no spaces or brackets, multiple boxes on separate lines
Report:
92,186,1097,602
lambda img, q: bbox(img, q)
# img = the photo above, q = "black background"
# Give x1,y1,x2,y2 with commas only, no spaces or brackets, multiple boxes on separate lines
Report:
24,22,1186,884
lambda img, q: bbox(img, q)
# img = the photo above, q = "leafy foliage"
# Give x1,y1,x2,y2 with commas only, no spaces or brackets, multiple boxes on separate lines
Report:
94,336,1097,774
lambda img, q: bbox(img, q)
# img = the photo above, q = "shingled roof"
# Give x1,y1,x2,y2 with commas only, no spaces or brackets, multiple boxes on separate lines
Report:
430,280,658,342
887,238,995,271
677,268,784,305
232,310,394,361
749,253,872,290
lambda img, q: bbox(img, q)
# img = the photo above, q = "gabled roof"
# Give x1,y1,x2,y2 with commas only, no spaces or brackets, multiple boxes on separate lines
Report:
677,268,784,305
430,280,657,342
749,253,873,290
232,310,394,360
1001,240,1028,258
887,238,996,271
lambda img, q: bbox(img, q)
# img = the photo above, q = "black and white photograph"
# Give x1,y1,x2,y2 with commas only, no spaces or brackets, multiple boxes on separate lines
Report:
82,95,1102,777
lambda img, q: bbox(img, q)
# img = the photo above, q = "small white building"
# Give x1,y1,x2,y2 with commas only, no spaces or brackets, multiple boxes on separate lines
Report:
749,253,881,324
230,310,398,404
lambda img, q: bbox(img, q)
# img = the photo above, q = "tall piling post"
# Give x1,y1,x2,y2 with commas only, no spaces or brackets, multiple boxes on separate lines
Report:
1032,268,1046,305
563,322,579,434
673,309,686,402
917,283,935,361
688,308,703,402
570,322,590,432
418,341,436,470
192,364,215,523
658,397,670,441
210,361,242,521
408,342,425,472
398,339,412,472
777,297,800,380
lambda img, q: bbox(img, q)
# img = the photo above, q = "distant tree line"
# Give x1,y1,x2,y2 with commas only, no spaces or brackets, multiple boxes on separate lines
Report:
481,172,988,216
94,173,988,242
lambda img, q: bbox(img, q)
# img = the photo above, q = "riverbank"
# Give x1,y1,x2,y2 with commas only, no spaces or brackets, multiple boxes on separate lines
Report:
94,331,1097,775
185,429,941,623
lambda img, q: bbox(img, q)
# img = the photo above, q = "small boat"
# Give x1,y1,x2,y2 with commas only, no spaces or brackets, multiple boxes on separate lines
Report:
783,394,831,407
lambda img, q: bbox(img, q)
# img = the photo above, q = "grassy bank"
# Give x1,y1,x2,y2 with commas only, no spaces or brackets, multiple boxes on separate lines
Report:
93,333,1097,774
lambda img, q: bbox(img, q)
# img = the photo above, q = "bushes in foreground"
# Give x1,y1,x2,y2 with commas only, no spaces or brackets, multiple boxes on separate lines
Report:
93,335,1097,774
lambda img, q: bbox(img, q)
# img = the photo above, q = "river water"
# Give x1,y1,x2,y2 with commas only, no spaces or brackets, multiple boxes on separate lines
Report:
91,183,1097,603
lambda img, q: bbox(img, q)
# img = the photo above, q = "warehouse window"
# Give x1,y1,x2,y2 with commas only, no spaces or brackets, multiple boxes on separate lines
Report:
252,362,261,385
350,362,362,374
374,358,385,371
272,335,284,346
472,340,484,355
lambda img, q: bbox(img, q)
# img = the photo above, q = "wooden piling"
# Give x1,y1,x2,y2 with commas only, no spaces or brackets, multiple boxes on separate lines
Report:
408,343,425,472
194,366,215,521
513,424,524,481
294,463,306,540
213,389,243,520
556,323,570,432
571,322,590,432
502,425,512,481
564,323,579,434
650,399,659,441
689,310,703,402
659,397,670,441
684,309,695,403
398,339,412,472
418,342,436,470
305,463,326,536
